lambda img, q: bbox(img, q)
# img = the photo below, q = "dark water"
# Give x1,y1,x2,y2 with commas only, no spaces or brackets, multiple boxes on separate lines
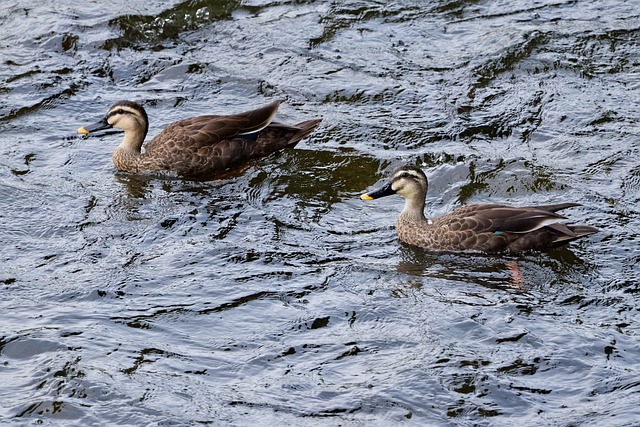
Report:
1,0,639,425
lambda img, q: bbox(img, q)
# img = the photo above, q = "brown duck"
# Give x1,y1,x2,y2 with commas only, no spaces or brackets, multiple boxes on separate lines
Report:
77,100,322,179
360,164,598,253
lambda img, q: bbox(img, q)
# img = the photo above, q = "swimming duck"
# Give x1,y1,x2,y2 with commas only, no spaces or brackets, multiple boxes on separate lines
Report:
77,100,322,179
360,164,598,253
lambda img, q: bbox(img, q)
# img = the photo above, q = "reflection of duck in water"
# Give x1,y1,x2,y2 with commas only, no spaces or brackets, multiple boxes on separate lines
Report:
361,165,598,253
78,100,322,179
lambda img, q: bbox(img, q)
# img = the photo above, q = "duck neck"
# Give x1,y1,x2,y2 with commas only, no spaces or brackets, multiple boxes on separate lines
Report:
400,196,428,223
112,130,144,172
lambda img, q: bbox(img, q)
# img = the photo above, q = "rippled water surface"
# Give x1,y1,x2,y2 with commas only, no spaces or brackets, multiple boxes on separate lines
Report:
1,0,639,425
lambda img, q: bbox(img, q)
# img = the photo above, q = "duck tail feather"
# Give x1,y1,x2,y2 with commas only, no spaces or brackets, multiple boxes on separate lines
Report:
286,119,323,148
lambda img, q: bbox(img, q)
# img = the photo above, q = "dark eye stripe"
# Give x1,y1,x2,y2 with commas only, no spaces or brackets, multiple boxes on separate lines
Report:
108,108,132,118
395,171,419,181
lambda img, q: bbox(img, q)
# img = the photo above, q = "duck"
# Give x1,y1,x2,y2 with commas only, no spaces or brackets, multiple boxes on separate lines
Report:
360,164,598,253
77,100,322,179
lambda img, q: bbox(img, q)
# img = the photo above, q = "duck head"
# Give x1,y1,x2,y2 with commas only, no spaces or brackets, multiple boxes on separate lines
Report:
77,100,150,152
361,164,428,202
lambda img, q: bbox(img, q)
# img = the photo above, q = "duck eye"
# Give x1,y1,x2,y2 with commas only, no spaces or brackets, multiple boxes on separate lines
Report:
118,109,124,114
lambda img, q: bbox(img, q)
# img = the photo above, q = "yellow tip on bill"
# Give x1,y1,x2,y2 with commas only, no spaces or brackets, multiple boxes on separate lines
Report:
360,193,374,201
77,127,89,135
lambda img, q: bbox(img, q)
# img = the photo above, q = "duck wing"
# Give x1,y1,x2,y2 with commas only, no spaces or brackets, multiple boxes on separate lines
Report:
145,100,281,153
138,101,321,177
474,204,575,233
439,203,580,233
431,203,592,252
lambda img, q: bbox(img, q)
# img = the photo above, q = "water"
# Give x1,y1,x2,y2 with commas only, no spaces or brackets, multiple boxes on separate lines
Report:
1,0,639,425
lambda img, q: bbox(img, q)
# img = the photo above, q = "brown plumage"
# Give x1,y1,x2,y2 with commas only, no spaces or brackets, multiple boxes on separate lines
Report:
77,100,322,179
360,164,598,253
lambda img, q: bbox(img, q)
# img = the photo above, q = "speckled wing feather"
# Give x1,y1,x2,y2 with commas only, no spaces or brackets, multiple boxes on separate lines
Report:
434,203,579,233
143,100,280,151
133,101,321,177
409,202,588,252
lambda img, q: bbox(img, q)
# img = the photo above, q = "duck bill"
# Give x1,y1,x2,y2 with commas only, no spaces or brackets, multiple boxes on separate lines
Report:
77,117,112,135
360,182,395,200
